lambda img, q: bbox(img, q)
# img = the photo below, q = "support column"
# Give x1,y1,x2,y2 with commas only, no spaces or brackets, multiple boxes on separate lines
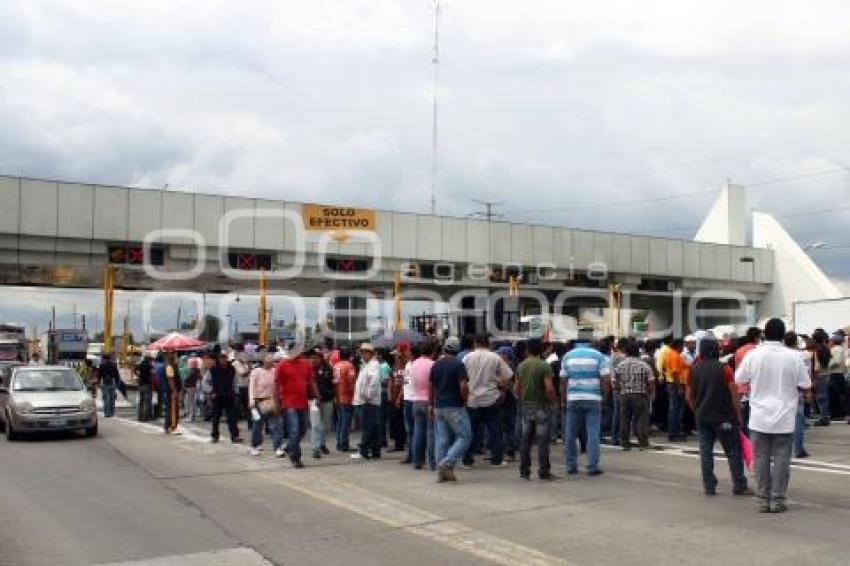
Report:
333,295,368,344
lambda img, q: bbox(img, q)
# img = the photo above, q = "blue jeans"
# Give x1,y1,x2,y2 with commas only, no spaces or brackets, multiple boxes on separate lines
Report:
794,397,806,455
565,400,602,472
464,404,503,465
816,376,830,421
404,401,415,462
336,405,354,451
359,404,382,458
435,406,472,470
251,411,284,450
412,401,434,468
667,383,684,439
102,383,116,417
611,392,621,443
283,408,307,461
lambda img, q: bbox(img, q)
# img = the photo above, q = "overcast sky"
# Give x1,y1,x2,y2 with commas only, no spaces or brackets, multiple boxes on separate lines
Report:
1,1,850,334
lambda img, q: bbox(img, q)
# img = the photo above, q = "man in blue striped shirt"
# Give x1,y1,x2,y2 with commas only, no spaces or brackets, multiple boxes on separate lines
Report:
561,335,611,475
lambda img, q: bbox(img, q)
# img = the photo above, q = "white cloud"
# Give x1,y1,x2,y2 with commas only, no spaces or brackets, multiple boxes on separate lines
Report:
0,0,849,305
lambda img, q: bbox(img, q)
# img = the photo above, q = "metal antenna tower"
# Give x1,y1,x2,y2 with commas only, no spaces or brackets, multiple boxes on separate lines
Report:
429,0,441,215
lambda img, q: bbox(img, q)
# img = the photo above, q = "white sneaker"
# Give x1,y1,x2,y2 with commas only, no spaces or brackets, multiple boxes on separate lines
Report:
208,437,219,444
250,447,261,457
350,453,364,460
275,447,286,458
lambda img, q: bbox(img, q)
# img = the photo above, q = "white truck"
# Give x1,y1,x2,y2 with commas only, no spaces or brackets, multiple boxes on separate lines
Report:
792,298,850,336
41,329,88,364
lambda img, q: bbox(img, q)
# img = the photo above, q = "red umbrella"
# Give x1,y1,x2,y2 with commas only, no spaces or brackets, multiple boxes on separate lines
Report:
148,332,206,352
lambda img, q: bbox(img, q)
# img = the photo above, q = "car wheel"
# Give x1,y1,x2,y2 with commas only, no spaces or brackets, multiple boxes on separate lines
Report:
6,415,18,441
85,423,98,438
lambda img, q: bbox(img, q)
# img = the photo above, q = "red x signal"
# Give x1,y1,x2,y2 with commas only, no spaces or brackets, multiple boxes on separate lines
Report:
238,254,258,270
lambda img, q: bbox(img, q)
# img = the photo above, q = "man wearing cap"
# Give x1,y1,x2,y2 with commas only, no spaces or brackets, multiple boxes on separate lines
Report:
352,343,382,460
430,337,472,482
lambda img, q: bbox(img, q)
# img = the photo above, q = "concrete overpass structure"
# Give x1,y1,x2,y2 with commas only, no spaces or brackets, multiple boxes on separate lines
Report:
0,175,777,338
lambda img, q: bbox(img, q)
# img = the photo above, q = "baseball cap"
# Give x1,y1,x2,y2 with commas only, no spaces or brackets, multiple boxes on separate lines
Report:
443,337,460,354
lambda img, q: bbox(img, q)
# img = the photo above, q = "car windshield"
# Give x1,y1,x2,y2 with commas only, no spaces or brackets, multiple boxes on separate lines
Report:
13,369,83,392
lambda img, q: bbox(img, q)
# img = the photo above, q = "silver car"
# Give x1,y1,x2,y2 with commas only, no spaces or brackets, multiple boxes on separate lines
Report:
0,365,98,440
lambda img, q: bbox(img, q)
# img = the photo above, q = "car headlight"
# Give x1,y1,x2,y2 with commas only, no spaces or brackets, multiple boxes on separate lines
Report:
80,398,95,412
14,400,34,414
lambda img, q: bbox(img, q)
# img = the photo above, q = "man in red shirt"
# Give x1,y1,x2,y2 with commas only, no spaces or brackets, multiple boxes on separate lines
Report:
333,349,357,452
276,349,319,468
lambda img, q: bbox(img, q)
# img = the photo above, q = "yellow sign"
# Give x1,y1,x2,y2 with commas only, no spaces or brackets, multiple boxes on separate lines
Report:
302,204,376,232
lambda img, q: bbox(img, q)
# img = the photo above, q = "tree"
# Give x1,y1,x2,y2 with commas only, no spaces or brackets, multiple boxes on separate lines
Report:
198,314,222,343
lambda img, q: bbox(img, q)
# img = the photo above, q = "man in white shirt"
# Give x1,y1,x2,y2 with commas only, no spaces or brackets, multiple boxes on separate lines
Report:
462,335,514,467
352,343,382,460
735,318,811,513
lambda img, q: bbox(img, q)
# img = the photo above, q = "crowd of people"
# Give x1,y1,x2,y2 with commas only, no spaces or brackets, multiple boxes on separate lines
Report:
106,317,848,514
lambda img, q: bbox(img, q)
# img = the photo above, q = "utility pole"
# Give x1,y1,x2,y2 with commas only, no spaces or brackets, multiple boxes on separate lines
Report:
429,0,441,215
468,199,505,222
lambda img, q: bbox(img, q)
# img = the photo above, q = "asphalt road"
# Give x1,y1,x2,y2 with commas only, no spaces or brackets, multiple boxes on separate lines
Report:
1,415,850,566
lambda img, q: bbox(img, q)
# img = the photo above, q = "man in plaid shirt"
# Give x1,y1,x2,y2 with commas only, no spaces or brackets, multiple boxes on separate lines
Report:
613,340,655,450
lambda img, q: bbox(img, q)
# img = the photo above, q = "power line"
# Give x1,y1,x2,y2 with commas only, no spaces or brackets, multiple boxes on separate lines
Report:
511,166,849,216
633,203,850,237
512,188,716,215
744,166,849,188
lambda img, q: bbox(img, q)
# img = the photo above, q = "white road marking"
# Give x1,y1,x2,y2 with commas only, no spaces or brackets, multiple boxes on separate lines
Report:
112,417,571,564
636,442,850,476
259,471,572,566
96,547,272,566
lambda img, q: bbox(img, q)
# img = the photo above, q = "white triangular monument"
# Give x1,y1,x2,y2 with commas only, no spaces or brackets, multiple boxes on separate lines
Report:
753,212,841,319
694,182,746,246
695,181,841,321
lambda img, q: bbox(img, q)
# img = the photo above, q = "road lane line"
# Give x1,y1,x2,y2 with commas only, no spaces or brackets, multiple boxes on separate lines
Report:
95,547,272,566
259,471,572,566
